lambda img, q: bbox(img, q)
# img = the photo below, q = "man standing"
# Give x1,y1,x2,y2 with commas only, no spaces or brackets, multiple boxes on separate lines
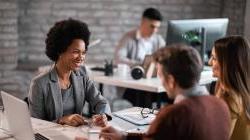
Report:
99,44,230,140
114,7,165,67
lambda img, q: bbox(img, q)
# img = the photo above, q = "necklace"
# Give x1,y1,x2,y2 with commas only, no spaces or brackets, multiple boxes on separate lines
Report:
55,65,72,89
59,78,71,89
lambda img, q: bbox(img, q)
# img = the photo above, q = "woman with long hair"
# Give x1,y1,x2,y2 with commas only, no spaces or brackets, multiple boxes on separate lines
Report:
209,35,250,140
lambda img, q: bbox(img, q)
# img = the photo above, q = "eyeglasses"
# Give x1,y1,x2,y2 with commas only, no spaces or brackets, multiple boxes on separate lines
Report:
140,108,157,118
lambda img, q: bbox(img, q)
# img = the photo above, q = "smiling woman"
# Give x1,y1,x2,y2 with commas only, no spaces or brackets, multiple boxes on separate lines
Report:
208,35,250,140
56,39,87,80
28,19,112,127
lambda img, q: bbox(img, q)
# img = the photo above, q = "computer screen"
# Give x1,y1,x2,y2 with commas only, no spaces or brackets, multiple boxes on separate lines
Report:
166,18,229,63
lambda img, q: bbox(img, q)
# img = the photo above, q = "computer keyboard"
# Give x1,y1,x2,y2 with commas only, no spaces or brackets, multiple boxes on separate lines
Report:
35,133,49,140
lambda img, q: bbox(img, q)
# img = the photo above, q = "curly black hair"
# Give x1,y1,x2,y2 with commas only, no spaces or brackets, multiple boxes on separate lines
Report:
45,18,91,62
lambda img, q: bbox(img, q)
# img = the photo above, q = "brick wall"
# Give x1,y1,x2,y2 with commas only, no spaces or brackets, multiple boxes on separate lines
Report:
245,0,250,40
0,0,18,102
18,0,246,67
0,0,18,71
222,0,246,35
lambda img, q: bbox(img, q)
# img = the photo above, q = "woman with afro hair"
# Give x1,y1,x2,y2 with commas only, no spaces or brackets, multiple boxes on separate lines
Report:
28,19,111,127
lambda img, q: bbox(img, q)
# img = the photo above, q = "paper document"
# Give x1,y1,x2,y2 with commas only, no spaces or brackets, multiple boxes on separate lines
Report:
31,118,60,131
113,107,156,126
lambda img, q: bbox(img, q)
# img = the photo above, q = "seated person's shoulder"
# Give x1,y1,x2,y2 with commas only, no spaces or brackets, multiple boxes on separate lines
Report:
158,96,220,116
120,29,137,41
152,104,191,127
153,33,164,38
158,103,190,118
195,95,227,106
32,69,52,84
181,95,227,108
126,29,137,36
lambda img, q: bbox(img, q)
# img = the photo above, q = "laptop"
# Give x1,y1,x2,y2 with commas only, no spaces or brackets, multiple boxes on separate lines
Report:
1,91,52,140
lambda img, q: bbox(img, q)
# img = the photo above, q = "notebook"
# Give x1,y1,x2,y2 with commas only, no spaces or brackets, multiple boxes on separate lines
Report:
1,91,67,140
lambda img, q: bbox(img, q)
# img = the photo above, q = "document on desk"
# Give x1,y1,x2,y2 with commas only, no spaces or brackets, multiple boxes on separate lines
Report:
39,129,71,140
113,107,156,126
31,118,72,140
52,125,100,140
31,118,60,131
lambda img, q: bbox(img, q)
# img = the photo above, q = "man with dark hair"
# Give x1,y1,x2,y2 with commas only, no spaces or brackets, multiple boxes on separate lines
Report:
114,7,165,66
97,44,230,140
113,8,166,107
143,7,163,21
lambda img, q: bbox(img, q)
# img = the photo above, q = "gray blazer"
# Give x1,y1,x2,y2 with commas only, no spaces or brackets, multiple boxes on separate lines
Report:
28,66,111,121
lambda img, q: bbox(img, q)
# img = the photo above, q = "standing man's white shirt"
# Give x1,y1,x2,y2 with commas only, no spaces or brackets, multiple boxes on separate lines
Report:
136,30,156,62
115,29,165,67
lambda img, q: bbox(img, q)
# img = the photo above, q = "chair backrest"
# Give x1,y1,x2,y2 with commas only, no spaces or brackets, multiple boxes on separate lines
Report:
24,97,29,107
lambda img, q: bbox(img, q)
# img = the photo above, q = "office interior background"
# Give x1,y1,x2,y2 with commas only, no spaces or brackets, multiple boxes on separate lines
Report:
0,0,250,105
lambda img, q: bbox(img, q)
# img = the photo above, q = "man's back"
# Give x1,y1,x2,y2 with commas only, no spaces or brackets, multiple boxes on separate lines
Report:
146,95,230,140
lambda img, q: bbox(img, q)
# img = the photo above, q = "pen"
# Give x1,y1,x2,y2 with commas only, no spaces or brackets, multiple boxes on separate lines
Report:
88,130,101,134
83,119,93,128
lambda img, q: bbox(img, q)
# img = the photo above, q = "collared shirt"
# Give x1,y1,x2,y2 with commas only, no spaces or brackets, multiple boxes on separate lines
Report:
115,29,165,66
174,85,209,104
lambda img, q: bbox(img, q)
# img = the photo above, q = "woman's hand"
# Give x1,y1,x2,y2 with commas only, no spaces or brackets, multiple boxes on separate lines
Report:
58,114,85,127
92,114,108,127
75,136,88,140
100,126,126,140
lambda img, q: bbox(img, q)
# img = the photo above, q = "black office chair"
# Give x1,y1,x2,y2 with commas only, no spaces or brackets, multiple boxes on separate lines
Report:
209,81,217,95
23,97,29,107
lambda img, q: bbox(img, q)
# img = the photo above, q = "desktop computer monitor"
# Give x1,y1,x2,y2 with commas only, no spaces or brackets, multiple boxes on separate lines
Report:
166,18,229,63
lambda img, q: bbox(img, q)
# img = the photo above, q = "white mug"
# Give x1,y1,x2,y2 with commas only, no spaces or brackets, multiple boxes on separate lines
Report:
117,64,130,78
